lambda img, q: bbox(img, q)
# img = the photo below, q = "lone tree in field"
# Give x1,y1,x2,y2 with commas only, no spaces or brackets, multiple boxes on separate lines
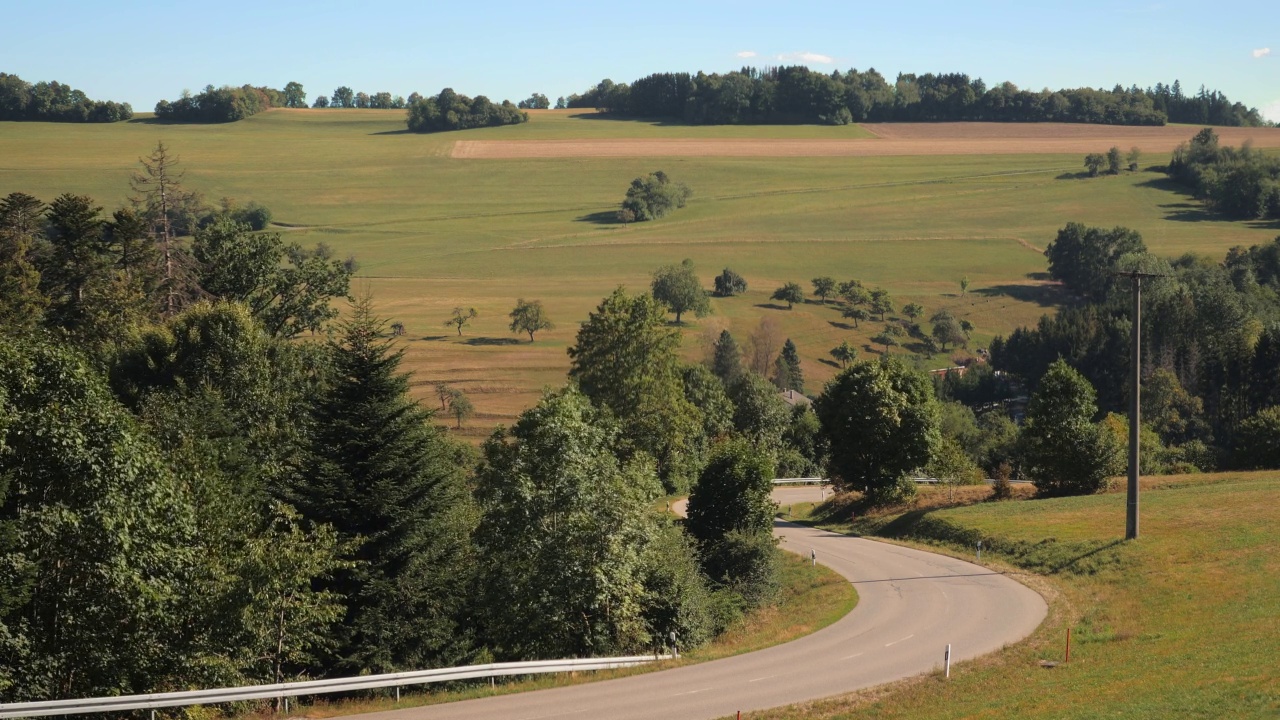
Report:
508,298,553,341
811,277,837,305
714,268,748,297
621,171,692,221
830,340,857,368
771,282,804,309
444,307,478,336
959,276,970,295
651,259,711,324
902,303,925,322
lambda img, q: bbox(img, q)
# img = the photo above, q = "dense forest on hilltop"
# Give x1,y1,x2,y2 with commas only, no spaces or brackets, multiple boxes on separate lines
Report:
563,66,1268,127
0,72,133,122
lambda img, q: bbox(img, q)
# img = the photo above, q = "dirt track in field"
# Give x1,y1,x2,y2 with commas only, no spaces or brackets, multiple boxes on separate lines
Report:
451,122,1280,159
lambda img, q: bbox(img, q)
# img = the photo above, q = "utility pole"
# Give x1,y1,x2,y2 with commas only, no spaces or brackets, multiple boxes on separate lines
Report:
1116,271,1163,540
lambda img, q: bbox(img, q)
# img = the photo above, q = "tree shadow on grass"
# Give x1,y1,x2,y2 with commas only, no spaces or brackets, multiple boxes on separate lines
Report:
973,283,1071,308
828,321,855,331
755,303,792,311
576,210,622,225
420,335,449,341
818,358,841,369
369,129,414,136
566,112,688,127
464,337,521,346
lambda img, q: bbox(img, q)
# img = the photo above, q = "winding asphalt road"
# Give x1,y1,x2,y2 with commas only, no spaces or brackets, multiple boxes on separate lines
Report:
334,487,1046,720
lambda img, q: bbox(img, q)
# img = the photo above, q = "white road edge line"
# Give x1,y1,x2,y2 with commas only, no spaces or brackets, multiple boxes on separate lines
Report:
747,675,777,683
842,652,864,660
673,688,714,696
885,634,915,647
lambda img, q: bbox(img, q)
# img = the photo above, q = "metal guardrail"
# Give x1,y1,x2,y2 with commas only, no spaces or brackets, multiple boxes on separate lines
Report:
771,478,827,485
0,655,671,718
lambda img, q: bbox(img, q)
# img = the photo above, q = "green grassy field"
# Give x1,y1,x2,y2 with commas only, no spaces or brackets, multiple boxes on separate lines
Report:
3,109,1278,431
761,473,1279,719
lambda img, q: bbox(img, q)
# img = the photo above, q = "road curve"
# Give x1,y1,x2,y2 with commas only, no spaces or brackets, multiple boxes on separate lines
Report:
332,487,1045,720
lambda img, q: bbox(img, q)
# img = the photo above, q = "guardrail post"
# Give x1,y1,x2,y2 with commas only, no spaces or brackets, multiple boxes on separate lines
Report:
944,644,951,678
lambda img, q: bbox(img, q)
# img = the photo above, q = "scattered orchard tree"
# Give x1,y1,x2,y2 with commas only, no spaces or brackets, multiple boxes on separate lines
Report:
771,282,804,309
830,340,858,368
714,268,747,296
444,306,478,336
448,390,474,428
811,276,837,304
651,259,711,324
508,298,554,341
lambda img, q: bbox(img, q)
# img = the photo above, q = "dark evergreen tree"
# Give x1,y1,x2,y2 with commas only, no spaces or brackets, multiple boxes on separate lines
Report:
711,329,744,385
287,295,474,674
773,339,804,393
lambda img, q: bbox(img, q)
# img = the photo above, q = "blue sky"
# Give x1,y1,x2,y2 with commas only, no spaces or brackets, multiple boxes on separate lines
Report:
4,0,1278,120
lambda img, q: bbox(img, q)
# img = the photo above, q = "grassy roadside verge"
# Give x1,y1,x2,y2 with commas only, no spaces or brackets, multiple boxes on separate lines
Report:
233,549,855,720
745,472,1279,719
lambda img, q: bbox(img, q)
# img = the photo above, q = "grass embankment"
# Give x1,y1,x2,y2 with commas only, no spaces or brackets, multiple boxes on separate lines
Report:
750,472,1279,719
235,549,855,720
4,111,1278,432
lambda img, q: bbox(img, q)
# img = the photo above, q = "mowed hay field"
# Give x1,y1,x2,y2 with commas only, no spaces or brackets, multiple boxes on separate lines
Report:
757,473,1280,719
4,109,1280,434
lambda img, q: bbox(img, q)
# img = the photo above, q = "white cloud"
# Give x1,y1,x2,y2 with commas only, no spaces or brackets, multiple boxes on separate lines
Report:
736,50,757,58
1253,47,1272,58
776,51,835,65
1263,100,1280,124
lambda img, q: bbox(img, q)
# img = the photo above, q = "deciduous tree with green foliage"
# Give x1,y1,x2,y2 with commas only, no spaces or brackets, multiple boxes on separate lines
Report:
869,288,893,320
1019,359,1122,496
568,287,703,492
621,171,692,221
830,340,857,368
651,259,711,324
842,306,868,328
714,268,747,297
811,277,837,304
193,218,353,338
444,306,478,336
686,439,776,544
508,298,553,341
814,359,941,504
771,282,804,309
472,389,665,659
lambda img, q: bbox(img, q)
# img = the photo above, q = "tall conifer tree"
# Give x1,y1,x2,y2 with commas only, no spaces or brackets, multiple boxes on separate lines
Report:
288,295,473,674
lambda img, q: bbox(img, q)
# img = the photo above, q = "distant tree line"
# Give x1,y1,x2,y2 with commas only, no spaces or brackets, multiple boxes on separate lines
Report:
406,88,527,133
0,72,132,122
155,84,287,123
1167,128,1280,220
314,85,409,109
564,66,1267,127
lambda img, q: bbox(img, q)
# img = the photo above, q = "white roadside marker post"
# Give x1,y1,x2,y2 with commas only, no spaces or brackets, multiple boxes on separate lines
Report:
945,644,952,678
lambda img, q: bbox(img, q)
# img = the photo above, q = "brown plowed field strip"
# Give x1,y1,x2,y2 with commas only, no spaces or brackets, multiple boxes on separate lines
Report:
451,122,1280,159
